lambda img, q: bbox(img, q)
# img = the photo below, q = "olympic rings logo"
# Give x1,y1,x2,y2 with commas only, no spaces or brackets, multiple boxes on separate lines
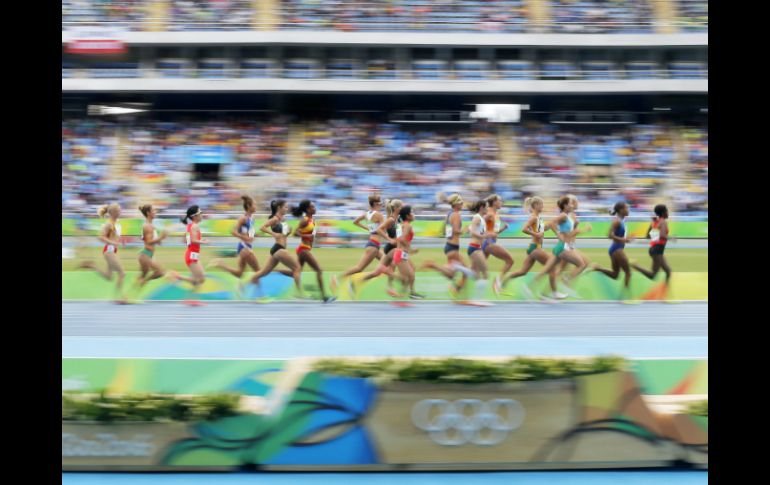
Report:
411,398,526,446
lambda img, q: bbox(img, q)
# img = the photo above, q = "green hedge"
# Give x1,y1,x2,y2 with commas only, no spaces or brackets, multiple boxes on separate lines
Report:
312,356,626,384
62,392,241,423
686,400,708,417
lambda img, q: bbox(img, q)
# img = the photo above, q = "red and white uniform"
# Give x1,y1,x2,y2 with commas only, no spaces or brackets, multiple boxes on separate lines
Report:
102,222,121,254
392,223,414,265
185,223,201,266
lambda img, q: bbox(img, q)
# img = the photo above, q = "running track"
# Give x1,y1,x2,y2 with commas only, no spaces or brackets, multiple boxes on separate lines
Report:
62,302,707,359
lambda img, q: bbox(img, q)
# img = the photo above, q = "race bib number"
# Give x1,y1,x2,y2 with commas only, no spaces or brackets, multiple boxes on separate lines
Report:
396,224,403,239
444,224,453,239
494,220,501,232
189,251,199,261
402,252,409,261
282,223,291,236
248,228,255,238
114,223,122,237
312,226,317,236
185,232,191,246
650,229,660,242
369,222,378,233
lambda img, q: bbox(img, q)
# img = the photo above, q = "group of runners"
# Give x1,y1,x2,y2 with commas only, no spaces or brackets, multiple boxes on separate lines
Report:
77,192,673,305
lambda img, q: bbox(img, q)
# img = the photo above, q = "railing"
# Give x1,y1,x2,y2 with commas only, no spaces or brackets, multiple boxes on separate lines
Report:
66,68,707,81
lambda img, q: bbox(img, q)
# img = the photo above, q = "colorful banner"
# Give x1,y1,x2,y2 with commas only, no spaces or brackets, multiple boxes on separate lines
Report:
62,217,709,239
61,271,708,302
61,360,708,471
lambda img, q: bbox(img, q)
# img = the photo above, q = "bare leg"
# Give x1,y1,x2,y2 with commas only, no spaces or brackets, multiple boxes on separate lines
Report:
487,244,514,276
299,251,329,300
340,247,379,279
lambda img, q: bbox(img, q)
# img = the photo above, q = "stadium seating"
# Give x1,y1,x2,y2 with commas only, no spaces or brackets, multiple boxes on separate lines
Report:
62,118,707,216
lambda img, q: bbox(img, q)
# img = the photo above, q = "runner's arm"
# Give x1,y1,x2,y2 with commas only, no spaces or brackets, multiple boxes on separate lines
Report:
352,213,369,232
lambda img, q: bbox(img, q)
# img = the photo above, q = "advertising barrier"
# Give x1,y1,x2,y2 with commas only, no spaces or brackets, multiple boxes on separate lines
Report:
62,358,708,471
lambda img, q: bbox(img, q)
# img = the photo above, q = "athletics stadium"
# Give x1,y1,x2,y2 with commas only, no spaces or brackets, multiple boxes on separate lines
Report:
62,1,707,484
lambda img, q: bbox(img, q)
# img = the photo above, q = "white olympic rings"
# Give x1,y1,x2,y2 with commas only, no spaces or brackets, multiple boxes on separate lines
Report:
411,398,525,446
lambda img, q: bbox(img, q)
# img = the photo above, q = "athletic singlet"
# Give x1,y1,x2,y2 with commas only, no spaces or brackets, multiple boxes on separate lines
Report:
186,223,200,253
472,213,486,238
103,221,121,253
387,219,397,239
557,214,575,249
297,215,316,249
238,216,254,250
486,210,501,234
609,218,627,254
650,219,667,247
271,219,290,236
529,216,545,247
445,211,456,239
366,211,379,234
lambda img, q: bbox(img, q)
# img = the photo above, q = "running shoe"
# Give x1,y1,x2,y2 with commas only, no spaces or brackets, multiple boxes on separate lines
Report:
255,296,275,304
550,291,568,300
560,280,580,298
183,299,205,307
409,292,426,300
387,288,403,298
323,296,337,304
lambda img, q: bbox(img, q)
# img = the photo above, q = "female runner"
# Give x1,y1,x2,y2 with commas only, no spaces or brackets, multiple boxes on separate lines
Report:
78,203,127,304
293,199,336,303
465,199,497,306
631,204,673,290
354,199,403,297
387,205,418,300
483,194,515,279
211,195,260,283
135,204,168,289
332,194,385,292
421,193,474,297
592,201,635,299
167,205,209,306
249,200,304,298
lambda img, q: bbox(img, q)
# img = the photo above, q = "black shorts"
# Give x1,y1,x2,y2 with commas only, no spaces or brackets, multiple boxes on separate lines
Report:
444,243,460,255
383,243,396,255
649,245,666,256
270,244,286,256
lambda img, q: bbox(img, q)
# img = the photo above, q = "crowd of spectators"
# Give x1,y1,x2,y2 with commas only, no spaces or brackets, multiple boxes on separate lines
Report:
62,118,707,217
61,0,708,33
281,0,528,32
62,120,132,211
288,119,512,214
169,0,253,30
515,123,685,214
62,0,146,30
548,0,654,34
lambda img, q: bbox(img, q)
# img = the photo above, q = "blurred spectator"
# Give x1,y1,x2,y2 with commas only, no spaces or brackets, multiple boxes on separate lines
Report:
515,122,692,214
169,0,253,30
282,0,528,32
548,0,654,34
62,0,146,30
675,0,708,32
